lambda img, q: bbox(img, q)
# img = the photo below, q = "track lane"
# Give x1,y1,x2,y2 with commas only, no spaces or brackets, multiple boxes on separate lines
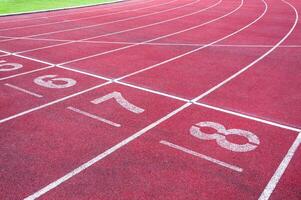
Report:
0,0,149,25
15,0,223,63
0,0,182,37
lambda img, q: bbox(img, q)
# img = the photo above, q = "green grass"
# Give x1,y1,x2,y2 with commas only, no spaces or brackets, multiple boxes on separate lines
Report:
0,0,114,15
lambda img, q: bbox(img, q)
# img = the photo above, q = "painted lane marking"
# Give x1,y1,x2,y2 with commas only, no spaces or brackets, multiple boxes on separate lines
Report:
57,0,238,66
192,0,299,102
4,83,43,98
0,0,195,31
91,91,145,114
259,133,301,200
116,0,266,80
191,121,260,152
0,0,226,123
67,106,121,127
15,0,182,38
0,81,111,124
34,74,77,89
0,65,55,81
14,0,219,55
0,60,23,71
160,140,243,172
116,80,190,102
194,102,301,133
24,103,191,200
0,0,154,25
2,36,301,49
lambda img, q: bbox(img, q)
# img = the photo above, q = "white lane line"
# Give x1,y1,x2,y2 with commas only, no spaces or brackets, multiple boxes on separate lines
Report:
0,66,55,81
0,0,153,24
14,54,53,66
160,140,243,172
116,0,264,80
0,0,127,19
2,36,301,48
14,0,217,55
192,0,299,102
194,102,301,133
258,133,301,200
0,81,111,124
116,80,190,102
17,0,180,39
4,83,43,98
23,103,191,200
55,65,111,81
0,0,175,31
67,106,121,127
59,0,239,66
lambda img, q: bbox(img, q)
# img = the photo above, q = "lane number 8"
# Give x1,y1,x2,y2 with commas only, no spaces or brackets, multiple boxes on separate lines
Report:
190,121,260,152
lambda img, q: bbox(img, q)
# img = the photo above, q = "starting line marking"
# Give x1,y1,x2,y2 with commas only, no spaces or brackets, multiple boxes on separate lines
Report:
67,106,121,127
4,83,43,98
160,140,243,172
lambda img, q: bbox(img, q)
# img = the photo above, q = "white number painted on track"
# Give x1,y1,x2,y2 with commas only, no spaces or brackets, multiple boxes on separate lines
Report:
0,60,23,72
34,75,77,89
91,91,144,114
190,121,260,152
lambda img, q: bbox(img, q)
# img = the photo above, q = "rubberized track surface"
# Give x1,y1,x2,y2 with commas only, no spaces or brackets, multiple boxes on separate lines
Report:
0,0,300,199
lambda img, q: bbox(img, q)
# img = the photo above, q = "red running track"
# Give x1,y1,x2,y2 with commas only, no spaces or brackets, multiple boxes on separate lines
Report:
0,0,300,199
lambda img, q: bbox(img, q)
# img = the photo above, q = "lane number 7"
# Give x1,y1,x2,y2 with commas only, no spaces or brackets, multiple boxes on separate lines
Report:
91,91,145,114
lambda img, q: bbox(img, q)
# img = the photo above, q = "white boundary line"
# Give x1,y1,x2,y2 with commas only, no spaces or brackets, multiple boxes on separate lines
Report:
194,102,301,132
192,0,299,102
4,0,181,39
160,140,243,172
259,133,301,200
13,0,220,55
0,0,176,31
0,66,55,81
115,0,265,80
1,36,301,49
0,0,150,23
4,83,43,98
56,0,239,66
0,0,125,18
